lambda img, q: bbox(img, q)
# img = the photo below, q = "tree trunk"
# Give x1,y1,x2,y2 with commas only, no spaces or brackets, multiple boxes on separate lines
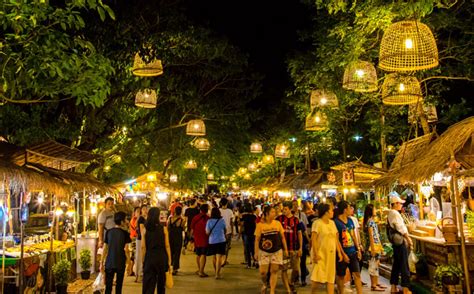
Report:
380,106,387,170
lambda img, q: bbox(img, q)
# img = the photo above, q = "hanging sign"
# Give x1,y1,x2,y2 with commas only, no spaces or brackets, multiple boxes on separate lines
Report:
343,170,354,185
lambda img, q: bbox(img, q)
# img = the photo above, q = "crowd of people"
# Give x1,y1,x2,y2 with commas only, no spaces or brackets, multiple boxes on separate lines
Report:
96,193,413,294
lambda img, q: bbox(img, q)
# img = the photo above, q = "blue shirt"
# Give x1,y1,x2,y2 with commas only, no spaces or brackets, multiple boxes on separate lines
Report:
335,217,357,255
206,218,226,244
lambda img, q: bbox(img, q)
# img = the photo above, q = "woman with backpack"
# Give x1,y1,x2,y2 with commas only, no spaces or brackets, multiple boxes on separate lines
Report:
254,205,288,294
206,207,227,279
168,206,185,275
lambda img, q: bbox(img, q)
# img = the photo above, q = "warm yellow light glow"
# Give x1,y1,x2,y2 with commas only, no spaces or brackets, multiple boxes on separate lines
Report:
147,174,157,182
350,188,356,194
420,184,433,198
90,205,97,215
193,123,199,129
405,38,413,49
387,145,395,153
244,174,251,180
320,97,328,105
278,191,291,198
315,116,321,123
170,174,178,183
355,69,365,78
157,192,168,200
55,208,64,216
66,209,75,217
207,173,214,180
399,83,405,92
104,165,111,172
37,196,44,204
343,188,349,194
317,192,323,197
238,167,247,175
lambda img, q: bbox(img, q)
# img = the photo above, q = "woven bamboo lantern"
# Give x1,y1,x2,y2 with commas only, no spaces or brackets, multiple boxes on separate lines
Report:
194,138,210,151
135,89,157,108
343,61,378,92
248,162,257,172
379,20,438,72
207,173,214,180
186,119,206,136
184,160,197,169
275,144,290,159
132,52,164,77
169,174,178,183
305,112,328,131
262,155,275,165
250,142,263,153
310,90,338,109
382,74,423,105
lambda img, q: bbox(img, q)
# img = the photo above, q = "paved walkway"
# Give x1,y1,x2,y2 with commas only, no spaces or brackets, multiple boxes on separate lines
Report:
122,238,393,293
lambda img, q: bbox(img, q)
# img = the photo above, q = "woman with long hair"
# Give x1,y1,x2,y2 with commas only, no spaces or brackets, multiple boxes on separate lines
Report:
363,204,386,292
141,207,171,294
254,205,288,294
206,207,227,279
168,206,185,275
311,203,341,294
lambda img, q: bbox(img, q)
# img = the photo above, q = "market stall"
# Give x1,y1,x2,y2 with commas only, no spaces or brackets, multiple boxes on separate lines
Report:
374,117,474,292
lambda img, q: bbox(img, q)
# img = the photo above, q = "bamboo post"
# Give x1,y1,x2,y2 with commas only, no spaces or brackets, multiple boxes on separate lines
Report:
83,188,87,233
452,172,471,293
417,184,424,220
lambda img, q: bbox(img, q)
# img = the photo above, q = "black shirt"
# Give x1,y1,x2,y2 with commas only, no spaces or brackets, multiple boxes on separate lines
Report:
241,213,257,236
137,216,146,240
105,227,131,270
185,207,200,230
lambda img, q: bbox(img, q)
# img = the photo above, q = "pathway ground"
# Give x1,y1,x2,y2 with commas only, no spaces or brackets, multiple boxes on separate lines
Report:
122,238,392,293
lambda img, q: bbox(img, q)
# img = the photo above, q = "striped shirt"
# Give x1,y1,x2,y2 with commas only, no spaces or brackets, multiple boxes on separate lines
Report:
276,215,300,251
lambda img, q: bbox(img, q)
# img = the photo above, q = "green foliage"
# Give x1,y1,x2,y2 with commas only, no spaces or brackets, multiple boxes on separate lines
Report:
79,248,91,271
434,263,463,287
52,259,71,286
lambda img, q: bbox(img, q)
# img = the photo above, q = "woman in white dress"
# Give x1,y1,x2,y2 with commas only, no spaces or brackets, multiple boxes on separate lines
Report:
311,203,343,294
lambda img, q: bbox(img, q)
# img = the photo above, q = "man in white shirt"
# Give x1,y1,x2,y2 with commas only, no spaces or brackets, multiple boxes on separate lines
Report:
388,195,413,294
219,197,234,265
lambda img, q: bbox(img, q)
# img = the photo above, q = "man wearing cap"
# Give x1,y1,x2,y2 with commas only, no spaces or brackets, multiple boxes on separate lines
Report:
388,194,413,294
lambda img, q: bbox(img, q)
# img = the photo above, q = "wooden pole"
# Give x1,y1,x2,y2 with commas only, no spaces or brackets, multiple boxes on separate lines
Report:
83,188,87,233
452,173,471,293
417,184,424,220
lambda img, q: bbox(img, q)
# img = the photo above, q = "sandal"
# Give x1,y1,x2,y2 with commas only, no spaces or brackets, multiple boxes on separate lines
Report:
371,286,385,292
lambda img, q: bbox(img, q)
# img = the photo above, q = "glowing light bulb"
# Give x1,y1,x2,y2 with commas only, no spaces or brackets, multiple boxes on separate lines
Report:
343,188,349,194
350,188,356,194
37,196,44,204
90,205,97,215
315,116,321,123
405,38,413,49
55,208,64,216
320,97,328,105
317,192,323,197
355,69,365,78
194,124,199,129
399,83,405,92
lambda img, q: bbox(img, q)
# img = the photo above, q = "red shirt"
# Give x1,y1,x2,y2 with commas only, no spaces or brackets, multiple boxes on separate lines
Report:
277,215,300,251
170,202,182,216
129,216,138,239
191,212,209,248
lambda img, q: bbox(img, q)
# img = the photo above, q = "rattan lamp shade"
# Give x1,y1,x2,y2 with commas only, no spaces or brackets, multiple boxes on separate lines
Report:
310,90,338,109
135,89,157,108
382,74,423,105
184,160,197,169
305,112,328,131
169,174,178,183
132,52,164,77
250,142,263,153
186,119,206,136
194,138,210,151
379,21,438,72
262,155,275,165
343,61,378,92
275,144,290,159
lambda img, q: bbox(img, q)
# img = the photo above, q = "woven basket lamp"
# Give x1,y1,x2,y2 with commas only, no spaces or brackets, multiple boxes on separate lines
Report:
379,20,438,72
342,61,378,92
132,52,163,77
310,90,338,109
305,112,328,131
184,160,197,169
194,138,210,151
186,119,206,136
275,144,290,159
250,142,263,153
135,89,157,108
382,74,423,105
169,174,178,183
262,155,275,165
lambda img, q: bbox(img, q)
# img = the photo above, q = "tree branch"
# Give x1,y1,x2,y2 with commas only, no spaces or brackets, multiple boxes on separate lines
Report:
420,76,473,83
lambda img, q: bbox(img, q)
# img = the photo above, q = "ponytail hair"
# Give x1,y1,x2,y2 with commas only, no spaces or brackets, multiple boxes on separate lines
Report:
262,205,273,222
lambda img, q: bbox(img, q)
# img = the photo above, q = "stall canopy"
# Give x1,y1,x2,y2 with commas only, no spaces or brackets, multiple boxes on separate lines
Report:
330,159,387,187
375,116,474,185
274,171,323,190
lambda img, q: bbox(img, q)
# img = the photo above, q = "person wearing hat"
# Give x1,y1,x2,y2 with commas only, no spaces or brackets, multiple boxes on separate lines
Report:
387,194,413,294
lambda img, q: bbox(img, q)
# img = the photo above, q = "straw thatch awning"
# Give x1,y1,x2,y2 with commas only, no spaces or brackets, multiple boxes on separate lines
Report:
274,171,323,190
390,133,434,169
0,161,68,195
376,116,474,185
330,160,386,185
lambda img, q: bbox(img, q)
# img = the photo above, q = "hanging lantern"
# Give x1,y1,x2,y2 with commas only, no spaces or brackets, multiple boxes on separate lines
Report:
207,173,214,180
310,90,338,109
262,154,275,165
305,112,328,131
135,89,157,108
248,163,257,172
250,142,263,153
275,144,290,159
382,74,423,105
244,174,251,180
169,174,178,183
342,61,378,92
186,119,206,136
132,52,164,77
146,173,157,182
184,160,197,169
408,102,438,124
238,167,248,175
194,138,210,151
379,20,438,72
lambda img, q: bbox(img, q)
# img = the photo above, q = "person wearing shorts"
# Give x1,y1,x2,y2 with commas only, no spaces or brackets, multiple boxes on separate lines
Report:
255,206,288,294
335,201,363,294
206,207,227,279
191,204,210,277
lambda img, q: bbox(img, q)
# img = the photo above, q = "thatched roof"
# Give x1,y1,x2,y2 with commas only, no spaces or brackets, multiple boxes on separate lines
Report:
390,133,434,169
375,116,474,185
330,160,386,185
275,171,323,190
